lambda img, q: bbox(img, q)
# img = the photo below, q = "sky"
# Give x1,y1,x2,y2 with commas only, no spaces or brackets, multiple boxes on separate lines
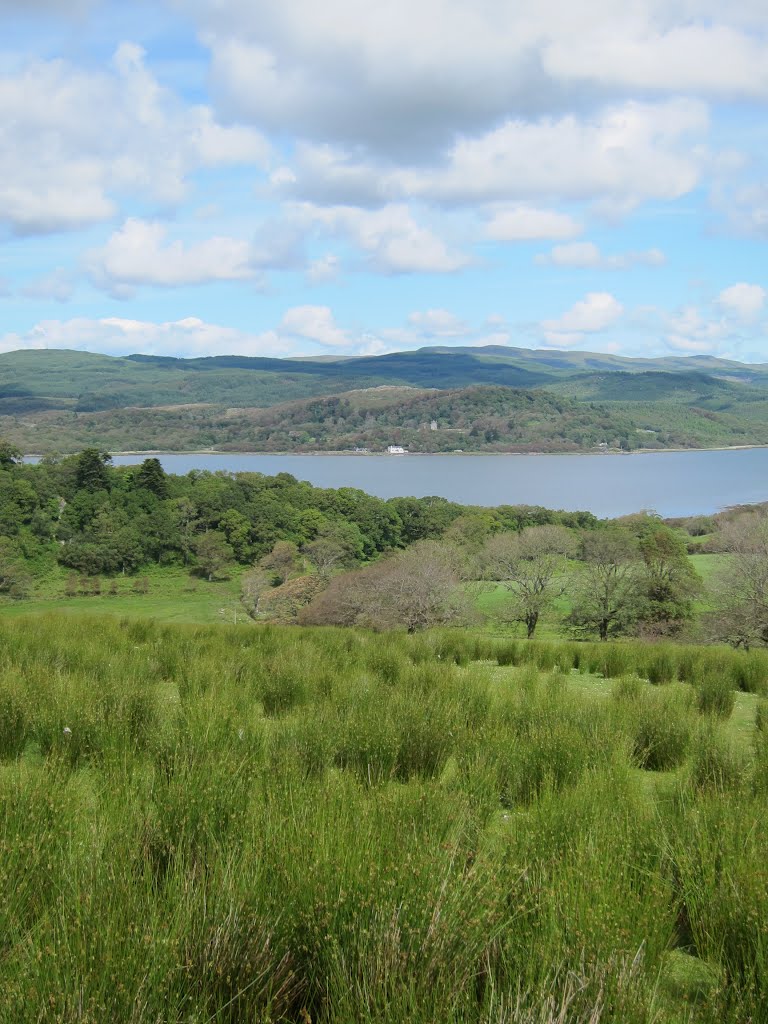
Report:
0,0,767,363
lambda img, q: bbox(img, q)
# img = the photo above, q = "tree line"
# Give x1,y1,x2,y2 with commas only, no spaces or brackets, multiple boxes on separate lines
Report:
1,441,766,647
0,442,594,592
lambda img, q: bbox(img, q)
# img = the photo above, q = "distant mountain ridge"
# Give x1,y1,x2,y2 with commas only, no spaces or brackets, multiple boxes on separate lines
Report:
2,344,768,453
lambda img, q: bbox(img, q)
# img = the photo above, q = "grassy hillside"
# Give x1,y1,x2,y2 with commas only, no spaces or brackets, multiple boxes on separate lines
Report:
1,614,768,1022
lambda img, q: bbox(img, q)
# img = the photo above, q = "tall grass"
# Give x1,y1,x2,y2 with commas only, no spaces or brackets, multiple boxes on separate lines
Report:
0,613,765,1022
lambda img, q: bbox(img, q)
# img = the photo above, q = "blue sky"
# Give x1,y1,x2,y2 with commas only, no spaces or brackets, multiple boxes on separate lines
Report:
0,0,767,362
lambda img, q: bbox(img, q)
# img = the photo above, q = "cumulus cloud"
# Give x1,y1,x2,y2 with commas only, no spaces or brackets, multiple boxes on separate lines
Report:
273,99,707,213
299,203,468,273
21,268,75,302
279,305,355,348
544,22,768,97
180,0,768,162
0,316,291,358
542,291,624,345
408,309,467,337
536,242,665,269
718,282,767,319
484,206,583,241
399,100,707,208
0,43,269,235
88,219,258,294
664,306,730,353
306,254,340,283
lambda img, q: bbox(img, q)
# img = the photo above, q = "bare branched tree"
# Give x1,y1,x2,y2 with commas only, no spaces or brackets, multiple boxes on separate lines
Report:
484,525,576,638
299,540,469,632
708,512,768,649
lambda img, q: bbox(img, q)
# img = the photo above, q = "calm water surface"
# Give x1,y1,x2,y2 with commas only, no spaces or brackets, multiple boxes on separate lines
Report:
103,449,768,518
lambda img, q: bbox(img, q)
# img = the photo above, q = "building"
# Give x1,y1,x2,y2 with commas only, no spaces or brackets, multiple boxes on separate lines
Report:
386,445,408,454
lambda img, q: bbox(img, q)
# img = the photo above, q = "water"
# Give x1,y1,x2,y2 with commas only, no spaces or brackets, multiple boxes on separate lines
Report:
97,448,768,518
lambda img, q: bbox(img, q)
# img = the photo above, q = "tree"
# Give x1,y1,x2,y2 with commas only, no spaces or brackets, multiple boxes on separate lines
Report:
193,531,234,581
567,530,644,641
484,525,576,638
303,522,365,578
708,513,768,649
638,525,701,634
240,567,272,619
0,440,22,468
259,540,299,585
300,541,468,632
219,508,253,562
134,458,169,499
0,539,31,599
74,449,112,492
170,497,200,564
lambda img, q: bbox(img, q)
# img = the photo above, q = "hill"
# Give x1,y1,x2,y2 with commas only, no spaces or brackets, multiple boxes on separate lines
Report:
3,346,768,453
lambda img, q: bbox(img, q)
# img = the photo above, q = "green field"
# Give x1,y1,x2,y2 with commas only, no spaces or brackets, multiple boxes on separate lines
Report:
2,613,768,1022
0,566,245,625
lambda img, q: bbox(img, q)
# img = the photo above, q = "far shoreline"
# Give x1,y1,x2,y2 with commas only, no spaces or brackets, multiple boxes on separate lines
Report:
23,443,768,459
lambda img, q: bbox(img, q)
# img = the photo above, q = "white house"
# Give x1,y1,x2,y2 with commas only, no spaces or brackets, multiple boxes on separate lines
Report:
386,445,408,454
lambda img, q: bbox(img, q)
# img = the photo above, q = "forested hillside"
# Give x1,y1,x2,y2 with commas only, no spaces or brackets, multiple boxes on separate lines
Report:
3,346,768,453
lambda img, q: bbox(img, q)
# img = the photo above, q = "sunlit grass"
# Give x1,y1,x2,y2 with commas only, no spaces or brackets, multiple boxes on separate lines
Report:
0,613,767,1021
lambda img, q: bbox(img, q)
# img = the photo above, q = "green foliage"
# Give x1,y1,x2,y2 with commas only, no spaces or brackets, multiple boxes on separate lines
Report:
696,673,737,718
0,614,765,1021
611,677,695,770
4,344,768,453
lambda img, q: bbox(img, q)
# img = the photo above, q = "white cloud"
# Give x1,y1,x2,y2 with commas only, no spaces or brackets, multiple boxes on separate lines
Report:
408,309,467,337
0,43,270,234
181,0,768,164
721,182,768,237
0,316,292,358
279,305,354,348
544,22,768,98
664,306,729,353
300,203,468,273
274,100,707,212
306,254,340,283
542,292,624,343
21,268,75,302
397,100,707,208
88,219,258,293
536,242,665,269
484,206,582,241
718,282,766,319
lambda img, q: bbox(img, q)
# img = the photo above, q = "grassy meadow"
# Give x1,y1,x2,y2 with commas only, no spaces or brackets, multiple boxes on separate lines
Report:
0,566,246,626
2,614,768,1022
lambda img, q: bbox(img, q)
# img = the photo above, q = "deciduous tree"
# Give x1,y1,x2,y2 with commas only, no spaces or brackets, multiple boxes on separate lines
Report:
484,525,576,638
567,530,644,641
708,512,768,649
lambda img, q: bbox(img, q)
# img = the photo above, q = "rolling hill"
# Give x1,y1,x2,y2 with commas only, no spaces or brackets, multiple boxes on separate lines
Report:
2,345,768,453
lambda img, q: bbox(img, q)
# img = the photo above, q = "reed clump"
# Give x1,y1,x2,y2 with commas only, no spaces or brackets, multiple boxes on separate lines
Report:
0,613,764,1022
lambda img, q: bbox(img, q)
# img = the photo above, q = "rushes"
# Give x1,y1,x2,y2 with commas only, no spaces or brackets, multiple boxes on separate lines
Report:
0,613,766,1022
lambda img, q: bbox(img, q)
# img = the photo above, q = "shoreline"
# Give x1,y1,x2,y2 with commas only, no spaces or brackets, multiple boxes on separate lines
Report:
24,443,768,459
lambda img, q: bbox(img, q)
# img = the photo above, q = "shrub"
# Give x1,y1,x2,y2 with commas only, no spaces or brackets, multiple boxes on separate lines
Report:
696,673,736,718
612,681,694,771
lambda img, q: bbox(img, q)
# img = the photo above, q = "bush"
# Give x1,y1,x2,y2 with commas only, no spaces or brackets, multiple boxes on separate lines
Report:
687,726,744,793
612,681,694,771
696,673,736,718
